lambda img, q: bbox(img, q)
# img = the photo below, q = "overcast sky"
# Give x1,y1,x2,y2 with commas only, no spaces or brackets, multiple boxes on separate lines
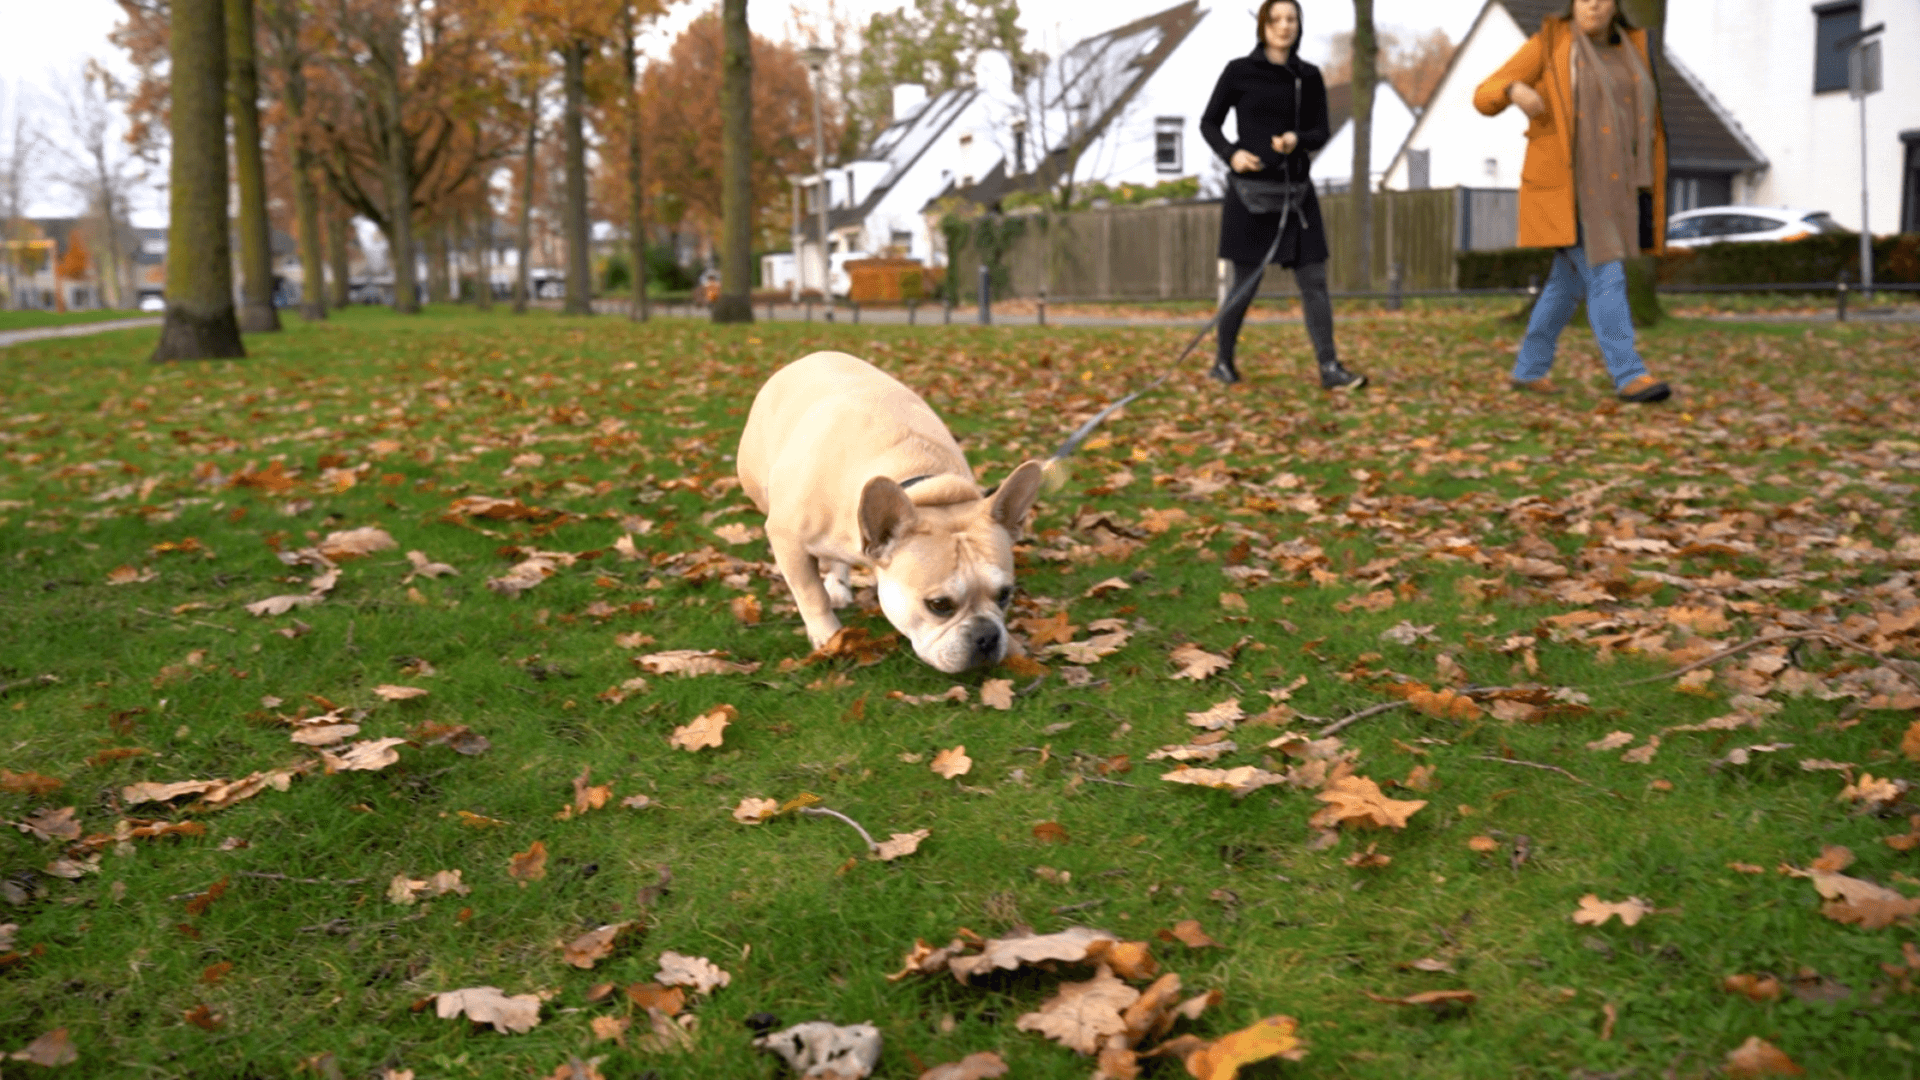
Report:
4,0,1486,224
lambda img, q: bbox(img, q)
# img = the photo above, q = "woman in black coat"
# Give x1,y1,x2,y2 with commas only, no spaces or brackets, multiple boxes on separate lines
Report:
1199,0,1366,389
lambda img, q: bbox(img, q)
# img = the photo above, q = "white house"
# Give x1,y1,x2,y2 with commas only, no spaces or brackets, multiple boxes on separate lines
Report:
790,67,1021,295
1666,0,1919,233
1312,80,1418,193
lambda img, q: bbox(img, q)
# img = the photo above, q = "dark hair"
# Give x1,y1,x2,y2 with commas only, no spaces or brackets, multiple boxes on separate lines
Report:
1255,0,1303,59
1563,0,1636,45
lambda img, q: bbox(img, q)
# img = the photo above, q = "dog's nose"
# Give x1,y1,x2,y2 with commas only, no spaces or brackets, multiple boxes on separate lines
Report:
967,620,1003,663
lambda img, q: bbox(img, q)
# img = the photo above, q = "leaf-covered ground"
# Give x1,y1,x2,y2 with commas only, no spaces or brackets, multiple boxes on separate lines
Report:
1,305,1917,1079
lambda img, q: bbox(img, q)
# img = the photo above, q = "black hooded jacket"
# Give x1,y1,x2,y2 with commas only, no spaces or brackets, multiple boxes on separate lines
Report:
1199,45,1332,266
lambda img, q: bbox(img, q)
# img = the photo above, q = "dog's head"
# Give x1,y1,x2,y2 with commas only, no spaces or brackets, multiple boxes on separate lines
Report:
858,460,1045,673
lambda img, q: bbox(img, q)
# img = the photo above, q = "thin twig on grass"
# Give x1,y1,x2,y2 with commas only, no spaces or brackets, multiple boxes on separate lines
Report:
1051,898,1107,915
0,674,58,697
1316,701,1407,737
237,872,367,886
1076,775,1142,790
798,806,878,854
1471,754,1621,798
1602,631,1822,688
136,607,237,634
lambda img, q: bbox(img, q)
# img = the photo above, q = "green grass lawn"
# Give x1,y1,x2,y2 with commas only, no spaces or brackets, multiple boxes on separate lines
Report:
0,309,152,332
2,304,1917,1078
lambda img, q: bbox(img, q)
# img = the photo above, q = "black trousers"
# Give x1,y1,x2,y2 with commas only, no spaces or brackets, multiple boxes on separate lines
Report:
1215,259,1338,369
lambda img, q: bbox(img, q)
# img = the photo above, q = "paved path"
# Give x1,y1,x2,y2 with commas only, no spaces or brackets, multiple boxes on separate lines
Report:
0,317,162,350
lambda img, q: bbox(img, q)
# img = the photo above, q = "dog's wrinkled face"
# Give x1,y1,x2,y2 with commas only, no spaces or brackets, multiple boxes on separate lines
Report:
861,462,1043,673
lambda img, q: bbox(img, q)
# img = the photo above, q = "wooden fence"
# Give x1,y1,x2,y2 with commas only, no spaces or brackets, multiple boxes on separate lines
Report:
946,186,1517,302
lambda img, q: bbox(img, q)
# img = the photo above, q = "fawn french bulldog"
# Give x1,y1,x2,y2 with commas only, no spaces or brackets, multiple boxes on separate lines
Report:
736,351,1042,672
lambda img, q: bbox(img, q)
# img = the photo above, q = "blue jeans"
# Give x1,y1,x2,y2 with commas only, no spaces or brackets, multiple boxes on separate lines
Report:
1513,244,1647,390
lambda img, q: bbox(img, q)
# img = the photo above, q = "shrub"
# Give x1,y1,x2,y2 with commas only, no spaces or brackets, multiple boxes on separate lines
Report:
1657,233,1920,286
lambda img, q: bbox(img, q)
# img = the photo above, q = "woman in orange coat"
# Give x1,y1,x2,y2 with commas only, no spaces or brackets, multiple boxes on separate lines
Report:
1475,0,1671,403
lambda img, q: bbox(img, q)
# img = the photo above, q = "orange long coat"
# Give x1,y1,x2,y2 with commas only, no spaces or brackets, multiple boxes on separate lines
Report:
1474,16,1668,253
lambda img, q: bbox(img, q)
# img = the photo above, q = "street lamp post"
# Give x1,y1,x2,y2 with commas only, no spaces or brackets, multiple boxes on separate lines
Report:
1839,22,1884,296
803,44,833,317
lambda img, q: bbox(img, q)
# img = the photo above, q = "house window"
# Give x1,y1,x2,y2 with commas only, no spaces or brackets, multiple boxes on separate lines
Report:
1902,131,1920,233
1155,117,1183,173
890,229,913,254
1407,148,1430,190
1812,1,1860,93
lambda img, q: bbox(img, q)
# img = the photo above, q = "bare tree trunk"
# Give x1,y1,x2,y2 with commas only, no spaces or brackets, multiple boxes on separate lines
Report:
712,0,754,323
325,197,351,308
375,17,418,314
425,218,450,303
291,154,326,319
227,0,280,332
1351,0,1375,292
622,4,648,321
263,0,324,320
153,0,244,361
561,39,593,316
513,79,539,314
473,197,493,310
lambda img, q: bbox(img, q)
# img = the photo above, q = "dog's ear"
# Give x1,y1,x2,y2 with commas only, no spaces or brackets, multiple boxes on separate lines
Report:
988,460,1045,539
859,477,919,559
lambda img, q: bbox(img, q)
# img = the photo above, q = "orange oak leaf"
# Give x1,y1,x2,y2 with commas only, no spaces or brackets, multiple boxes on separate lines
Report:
562,922,635,969
669,705,735,751
918,1050,1008,1079
1156,919,1221,949
1722,974,1783,1002
1571,894,1653,927
930,746,973,779
7,1028,78,1066
509,841,548,884
1169,643,1231,681
1182,1015,1306,1078
1724,1036,1804,1078
1311,775,1426,830
980,679,1015,710
1014,964,1139,1054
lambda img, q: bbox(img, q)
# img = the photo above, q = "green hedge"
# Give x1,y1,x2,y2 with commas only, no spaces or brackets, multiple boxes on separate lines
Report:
1657,233,1920,285
1459,234,1920,289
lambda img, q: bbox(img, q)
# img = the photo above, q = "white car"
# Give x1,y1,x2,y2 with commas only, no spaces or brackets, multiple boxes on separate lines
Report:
1664,206,1849,249
138,294,165,312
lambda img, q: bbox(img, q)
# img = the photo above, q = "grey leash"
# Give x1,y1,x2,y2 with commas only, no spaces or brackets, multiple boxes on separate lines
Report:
1047,199,1292,463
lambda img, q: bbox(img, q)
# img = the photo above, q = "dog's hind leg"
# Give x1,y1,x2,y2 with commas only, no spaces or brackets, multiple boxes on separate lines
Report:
819,558,855,608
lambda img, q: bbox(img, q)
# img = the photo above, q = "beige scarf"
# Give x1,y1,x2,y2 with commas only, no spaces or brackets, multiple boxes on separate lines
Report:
1570,27,1654,266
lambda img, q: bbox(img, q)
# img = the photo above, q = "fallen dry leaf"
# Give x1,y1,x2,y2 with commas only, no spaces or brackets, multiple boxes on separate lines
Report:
917,1050,1008,1080
1015,964,1139,1054
1467,835,1500,854
318,526,396,560
1571,894,1653,927
1724,1036,1804,1078
15,807,80,843
669,705,735,751
1160,765,1287,799
1364,989,1478,1008
435,986,542,1034
980,679,1015,710
319,737,406,774
1184,699,1243,731
372,684,428,701
1,770,62,796
1169,643,1231,681
1586,731,1636,752
1155,919,1220,949
1181,1015,1307,1078
1722,974,1784,1002
654,951,731,995
637,650,760,676
733,797,779,824
562,922,636,969
508,841,548,884
1311,775,1427,830
949,926,1117,984
388,870,469,905
7,1027,77,1066
930,746,973,780
873,829,930,861
624,981,686,1015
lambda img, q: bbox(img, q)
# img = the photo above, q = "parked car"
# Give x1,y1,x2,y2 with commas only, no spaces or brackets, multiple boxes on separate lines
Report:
137,293,165,312
1664,206,1849,249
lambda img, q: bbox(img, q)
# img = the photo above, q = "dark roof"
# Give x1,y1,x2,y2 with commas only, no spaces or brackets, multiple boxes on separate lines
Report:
1500,0,1566,35
799,85,981,244
934,0,1206,211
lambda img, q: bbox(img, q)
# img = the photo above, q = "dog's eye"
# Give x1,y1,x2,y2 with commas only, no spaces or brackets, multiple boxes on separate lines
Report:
995,586,1014,607
926,597,955,617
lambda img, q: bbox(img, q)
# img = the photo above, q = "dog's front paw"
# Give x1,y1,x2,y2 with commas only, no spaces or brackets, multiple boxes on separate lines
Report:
824,576,855,608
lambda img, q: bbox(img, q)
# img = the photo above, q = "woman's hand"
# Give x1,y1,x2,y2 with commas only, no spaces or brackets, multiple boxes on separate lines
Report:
1229,149,1263,173
1508,81,1546,119
1270,132,1298,154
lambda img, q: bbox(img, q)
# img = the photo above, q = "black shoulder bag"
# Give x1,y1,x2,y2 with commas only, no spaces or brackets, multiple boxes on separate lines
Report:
1229,63,1312,229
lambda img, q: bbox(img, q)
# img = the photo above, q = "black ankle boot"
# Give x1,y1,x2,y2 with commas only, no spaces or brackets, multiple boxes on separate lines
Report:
1209,358,1241,385
1319,359,1367,390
